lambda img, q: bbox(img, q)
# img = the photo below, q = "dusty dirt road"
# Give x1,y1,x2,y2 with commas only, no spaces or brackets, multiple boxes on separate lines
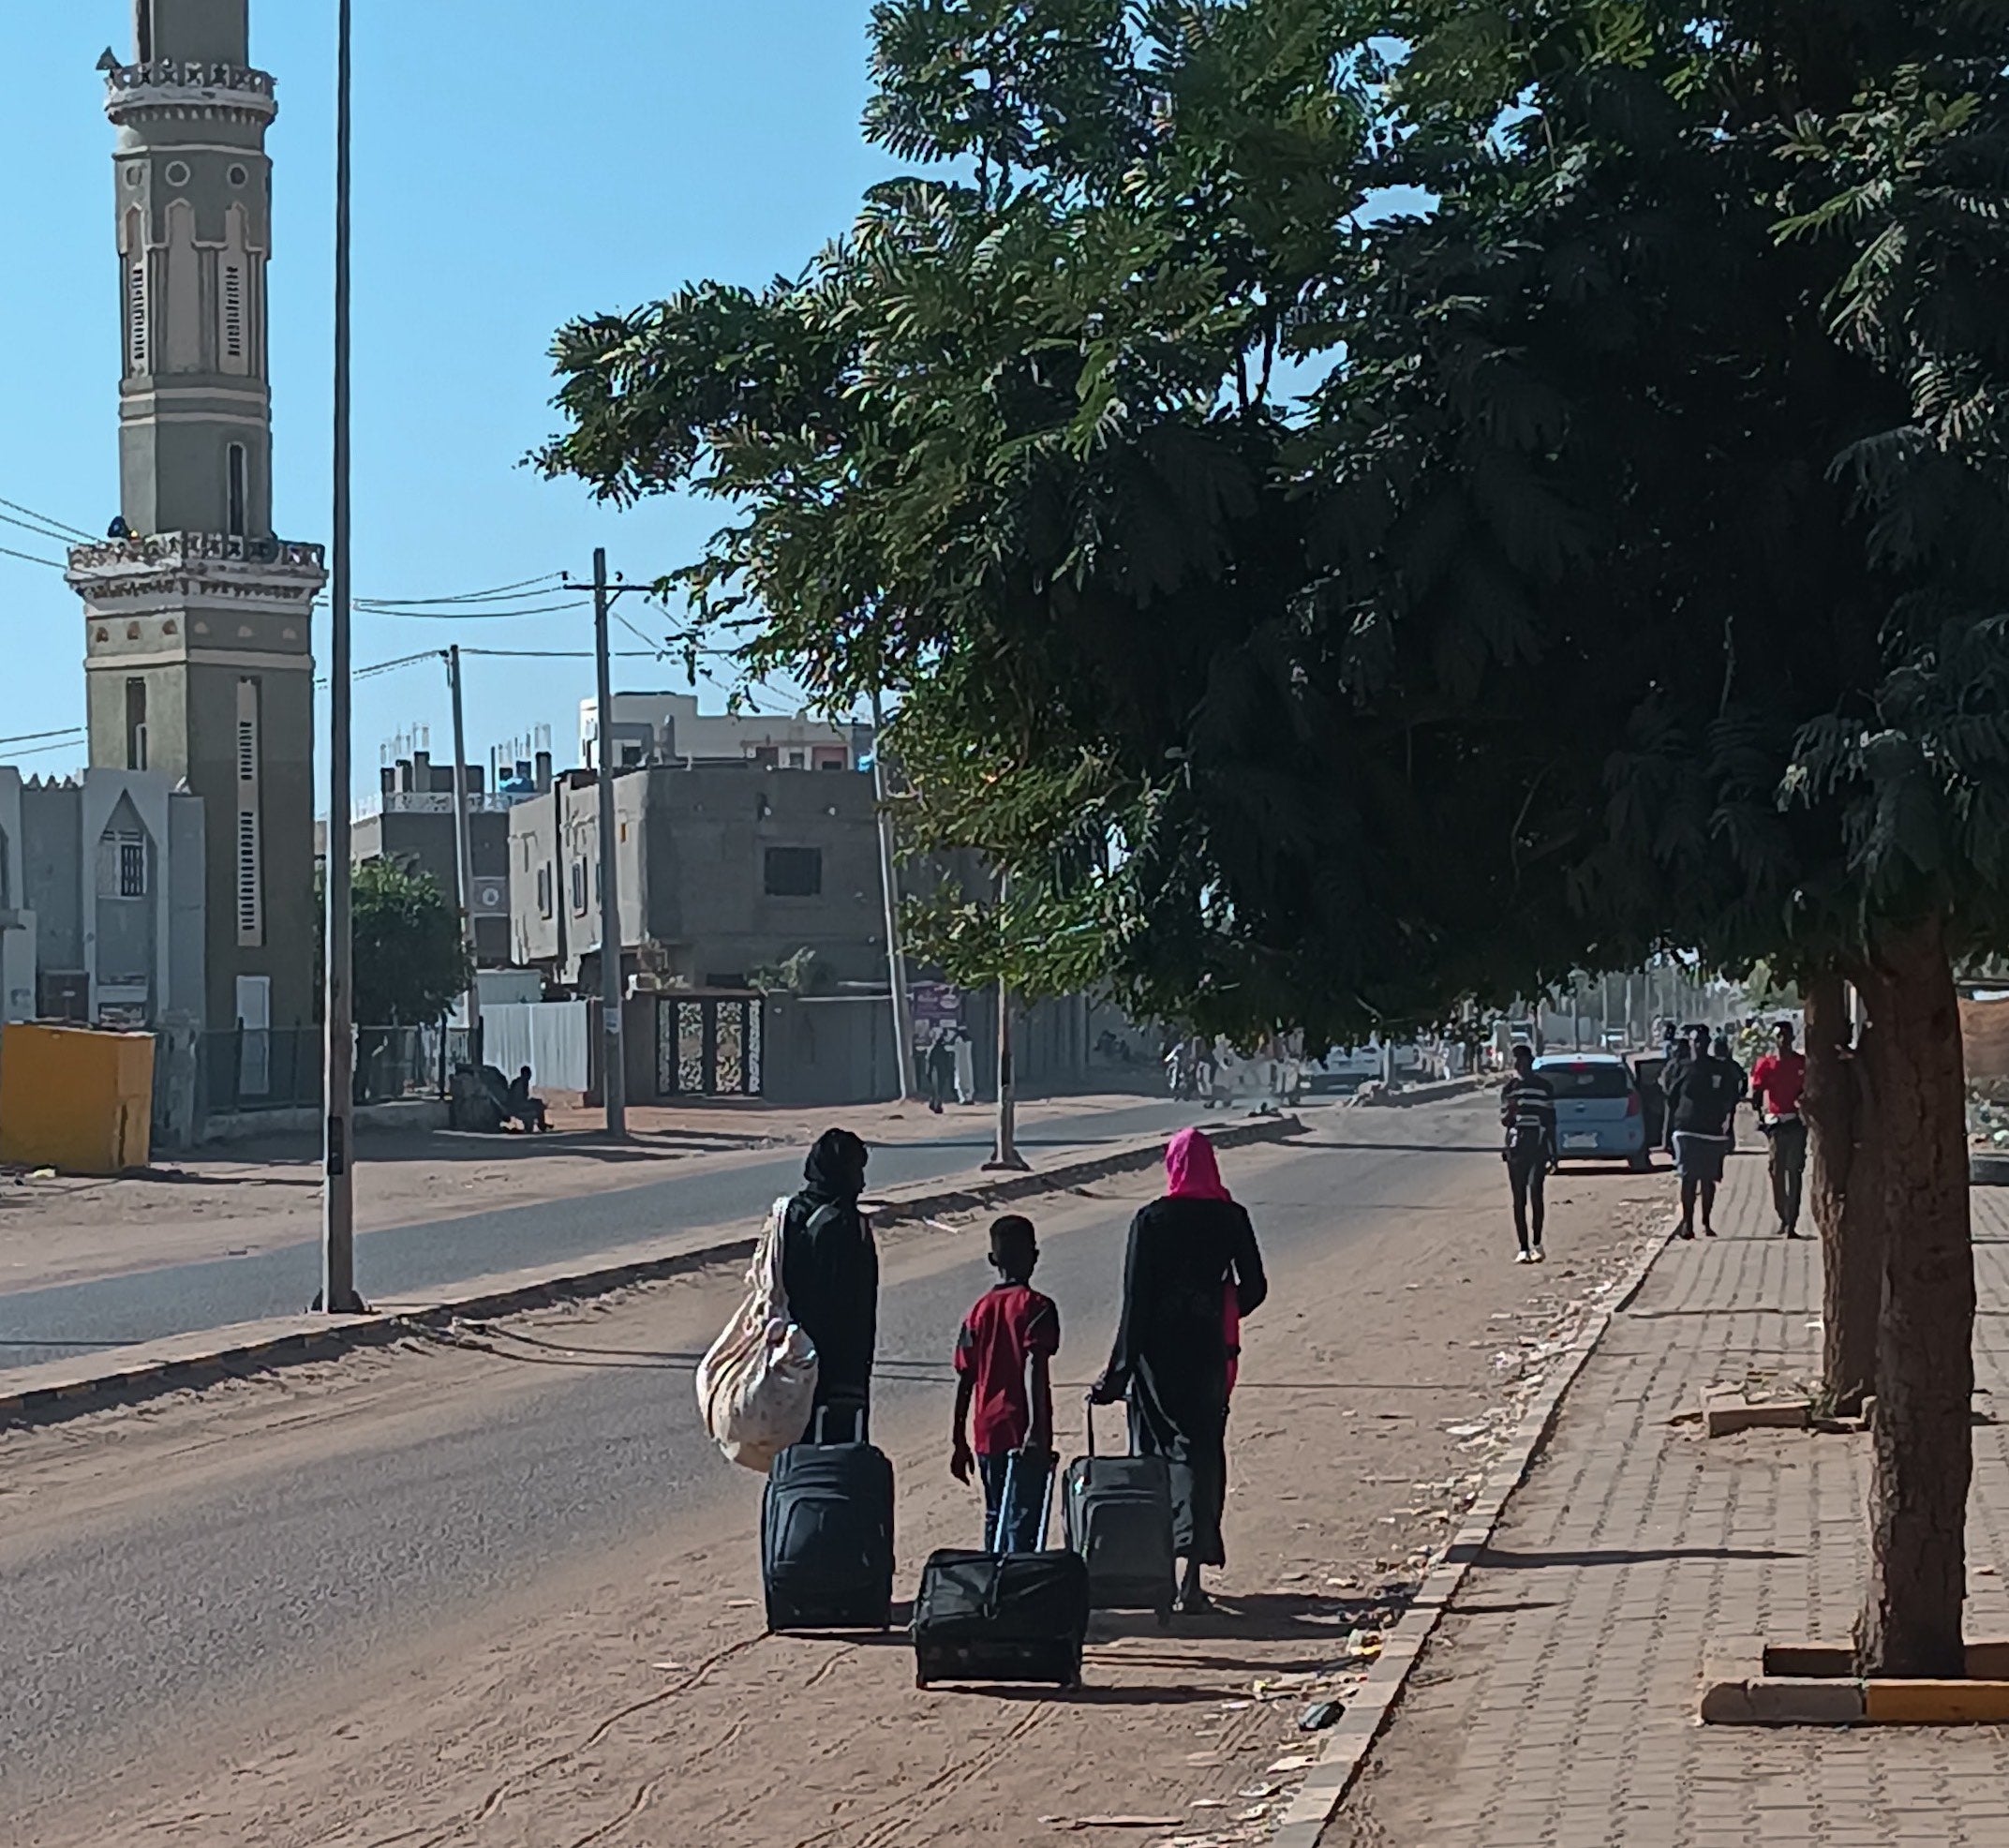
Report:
3,1097,1662,1848
0,1091,1179,1298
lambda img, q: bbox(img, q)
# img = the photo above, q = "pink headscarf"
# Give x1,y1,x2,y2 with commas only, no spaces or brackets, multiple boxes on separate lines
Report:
1166,1127,1231,1201
1164,1129,1243,1397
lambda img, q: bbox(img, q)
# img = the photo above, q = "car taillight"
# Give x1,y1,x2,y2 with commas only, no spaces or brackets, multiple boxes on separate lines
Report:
1626,1090,1642,1117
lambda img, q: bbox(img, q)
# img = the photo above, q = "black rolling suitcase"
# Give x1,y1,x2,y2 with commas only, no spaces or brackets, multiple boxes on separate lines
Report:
912,1453,1089,1689
763,1402,895,1632
1063,1402,1177,1622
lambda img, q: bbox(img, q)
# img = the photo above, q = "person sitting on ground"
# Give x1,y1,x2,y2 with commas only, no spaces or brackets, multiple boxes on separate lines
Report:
950,1215,1060,1552
504,1066,549,1133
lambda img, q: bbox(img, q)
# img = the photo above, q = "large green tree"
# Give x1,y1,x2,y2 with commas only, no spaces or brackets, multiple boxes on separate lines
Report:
541,0,2009,1673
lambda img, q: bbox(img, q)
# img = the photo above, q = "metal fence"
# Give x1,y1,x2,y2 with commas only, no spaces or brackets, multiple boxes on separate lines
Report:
200,1025,474,1115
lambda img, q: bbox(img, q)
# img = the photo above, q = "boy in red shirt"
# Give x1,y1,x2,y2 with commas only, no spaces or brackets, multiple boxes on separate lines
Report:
1750,1020,1809,1238
950,1215,1060,1552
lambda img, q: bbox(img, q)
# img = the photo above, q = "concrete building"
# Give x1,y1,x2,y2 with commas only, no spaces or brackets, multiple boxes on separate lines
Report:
65,0,324,1051
353,753,550,966
509,764,887,993
580,693,870,774
0,768,205,1029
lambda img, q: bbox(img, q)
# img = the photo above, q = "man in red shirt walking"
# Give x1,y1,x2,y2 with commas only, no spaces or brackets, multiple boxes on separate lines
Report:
951,1215,1060,1552
1750,1021,1809,1239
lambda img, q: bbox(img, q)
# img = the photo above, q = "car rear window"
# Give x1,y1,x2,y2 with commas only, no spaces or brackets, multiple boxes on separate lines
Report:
1540,1063,1633,1100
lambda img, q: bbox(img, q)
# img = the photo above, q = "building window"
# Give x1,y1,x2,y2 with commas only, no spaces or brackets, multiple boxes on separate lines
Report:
537,865,554,919
135,2,154,62
235,678,263,946
571,859,588,916
227,444,246,538
98,831,148,900
620,743,644,768
764,847,823,898
222,265,246,365
126,678,147,771
127,251,149,374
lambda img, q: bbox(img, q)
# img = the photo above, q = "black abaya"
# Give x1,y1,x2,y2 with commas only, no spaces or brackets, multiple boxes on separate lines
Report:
1099,1195,1268,1566
781,1128,878,1428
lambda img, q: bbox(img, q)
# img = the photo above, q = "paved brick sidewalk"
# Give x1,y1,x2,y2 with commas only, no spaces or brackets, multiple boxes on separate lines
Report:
1331,1151,2009,1847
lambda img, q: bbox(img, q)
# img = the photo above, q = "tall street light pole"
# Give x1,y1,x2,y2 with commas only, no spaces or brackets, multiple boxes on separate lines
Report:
320,0,360,1312
869,691,917,1102
591,548,627,1138
446,644,481,1058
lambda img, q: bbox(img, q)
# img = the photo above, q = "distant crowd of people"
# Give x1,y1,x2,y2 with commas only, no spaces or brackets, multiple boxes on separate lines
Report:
1498,1016,1808,1258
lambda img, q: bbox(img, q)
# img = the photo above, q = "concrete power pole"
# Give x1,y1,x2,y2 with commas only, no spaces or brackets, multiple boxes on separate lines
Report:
984,869,1029,1171
869,692,917,1101
446,646,481,1058
592,548,627,1139
320,0,360,1313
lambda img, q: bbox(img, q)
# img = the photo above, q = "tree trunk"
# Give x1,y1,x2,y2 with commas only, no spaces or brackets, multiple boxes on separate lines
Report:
1803,972,1880,1415
1853,913,1974,1679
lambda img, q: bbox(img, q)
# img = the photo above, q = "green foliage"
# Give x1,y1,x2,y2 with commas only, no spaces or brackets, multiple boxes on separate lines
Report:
349,859,473,1027
539,0,2009,1037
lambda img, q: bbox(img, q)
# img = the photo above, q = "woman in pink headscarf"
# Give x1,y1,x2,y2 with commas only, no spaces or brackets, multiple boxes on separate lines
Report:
1091,1126,1268,1613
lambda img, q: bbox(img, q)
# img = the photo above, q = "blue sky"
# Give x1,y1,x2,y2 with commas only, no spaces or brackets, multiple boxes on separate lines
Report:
0,2,895,795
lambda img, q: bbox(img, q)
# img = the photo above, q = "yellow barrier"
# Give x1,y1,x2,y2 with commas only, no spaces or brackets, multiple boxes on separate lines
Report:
0,1022,155,1175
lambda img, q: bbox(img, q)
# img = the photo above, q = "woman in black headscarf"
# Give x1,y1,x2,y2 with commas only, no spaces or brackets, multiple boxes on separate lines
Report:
781,1128,878,1431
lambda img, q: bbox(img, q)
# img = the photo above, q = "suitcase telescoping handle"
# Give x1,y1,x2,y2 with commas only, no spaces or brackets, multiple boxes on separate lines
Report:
811,1397,868,1445
995,1447,1057,1556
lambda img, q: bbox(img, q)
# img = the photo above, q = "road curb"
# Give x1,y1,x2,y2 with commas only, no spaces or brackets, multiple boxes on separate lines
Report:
1268,1211,1674,1848
0,1113,1305,1430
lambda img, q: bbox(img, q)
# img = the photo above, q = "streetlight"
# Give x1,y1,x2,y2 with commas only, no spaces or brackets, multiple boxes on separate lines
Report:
320,0,360,1312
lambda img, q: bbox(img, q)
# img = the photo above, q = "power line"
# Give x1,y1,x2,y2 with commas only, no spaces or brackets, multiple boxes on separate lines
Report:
353,571,564,607
0,543,64,570
0,495,91,543
0,735,89,761
0,725,86,748
353,598,592,621
0,508,84,550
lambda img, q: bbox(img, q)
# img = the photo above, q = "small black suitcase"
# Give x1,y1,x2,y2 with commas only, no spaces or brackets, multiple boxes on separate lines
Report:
913,1454,1089,1689
763,1402,895,1632
1063,1402,1177,1622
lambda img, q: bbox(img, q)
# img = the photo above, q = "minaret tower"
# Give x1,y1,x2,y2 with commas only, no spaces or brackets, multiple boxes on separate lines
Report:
67,0,324,1048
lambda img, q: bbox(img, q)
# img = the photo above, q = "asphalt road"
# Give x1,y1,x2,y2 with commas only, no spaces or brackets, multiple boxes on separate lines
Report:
0,1095,1287,1369
0,1098,1497,1816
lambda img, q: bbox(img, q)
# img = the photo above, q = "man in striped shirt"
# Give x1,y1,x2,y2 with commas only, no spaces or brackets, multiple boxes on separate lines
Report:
1500,1045,1558,1263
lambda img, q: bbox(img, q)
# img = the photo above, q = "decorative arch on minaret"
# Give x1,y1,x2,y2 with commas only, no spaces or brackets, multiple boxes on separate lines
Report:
163,197,201,373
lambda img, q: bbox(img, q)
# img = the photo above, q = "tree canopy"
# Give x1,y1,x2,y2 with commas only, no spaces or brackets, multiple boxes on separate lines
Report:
348,858,473,1028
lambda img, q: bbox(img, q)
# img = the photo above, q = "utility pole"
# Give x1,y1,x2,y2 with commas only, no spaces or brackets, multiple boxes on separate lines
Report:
320,0,360,1314
557,550,663,1139
984,869,1029,1171
591,547,627,1138
446,645,481,1058
869,691,917,1101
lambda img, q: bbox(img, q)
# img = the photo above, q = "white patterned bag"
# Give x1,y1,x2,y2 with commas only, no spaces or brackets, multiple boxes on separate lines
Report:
695,1196,820,1472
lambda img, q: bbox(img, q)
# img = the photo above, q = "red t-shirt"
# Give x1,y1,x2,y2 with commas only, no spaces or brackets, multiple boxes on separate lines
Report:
954,1282,1060,1455
1751,1051,1808,1119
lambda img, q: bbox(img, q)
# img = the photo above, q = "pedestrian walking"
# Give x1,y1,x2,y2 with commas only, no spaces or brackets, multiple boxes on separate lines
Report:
1665,1030,1742,1240
1749,1020,1808,1239
1500,1045,1557,1263
1090,1127,1268,1614
924,1029,955,1114
780,1128,879,1428
1658,1027,1694,1153
952,1027,976,1106
949,1215,1060,1552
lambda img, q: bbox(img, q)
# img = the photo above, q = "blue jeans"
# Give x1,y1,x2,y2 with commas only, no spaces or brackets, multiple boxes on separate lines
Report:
978,1451,1051,1554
